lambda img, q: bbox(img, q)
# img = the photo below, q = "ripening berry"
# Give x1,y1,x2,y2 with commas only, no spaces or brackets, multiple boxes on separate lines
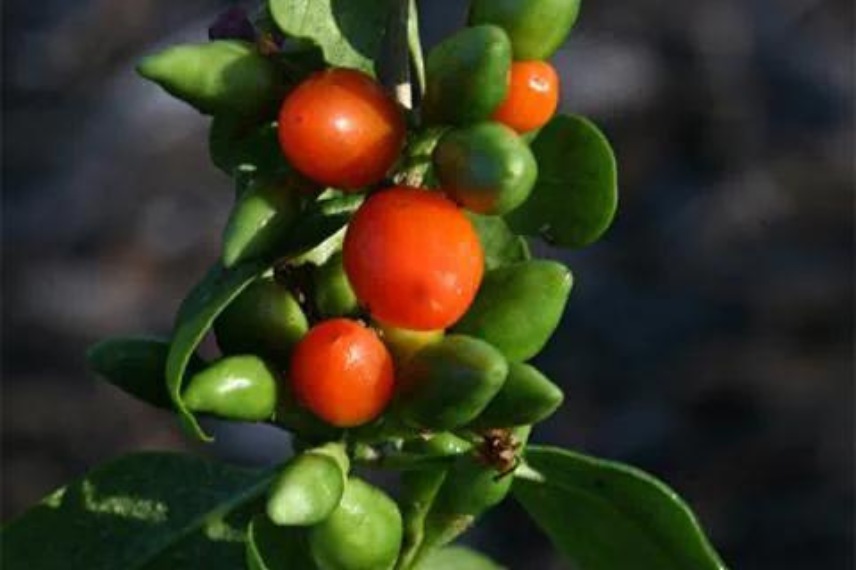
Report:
343,187,485,330
492,60,559,133
290,319,394,427
277,68,406,190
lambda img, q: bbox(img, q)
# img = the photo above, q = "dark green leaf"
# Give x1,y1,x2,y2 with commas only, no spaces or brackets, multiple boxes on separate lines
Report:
246,514,316,570
146,500,261,569
168,262,265,441
513,446,727,570
268,0,391,74
87,337,174,410
278,193,364,264
507,114,618,248
416,546,505,570
273,46,328,82
466,213,530,270
1,452,273,570
209,119,289,178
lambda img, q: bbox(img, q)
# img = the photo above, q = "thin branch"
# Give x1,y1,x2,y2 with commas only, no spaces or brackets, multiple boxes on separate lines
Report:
378,0,412,109
407,0,426,101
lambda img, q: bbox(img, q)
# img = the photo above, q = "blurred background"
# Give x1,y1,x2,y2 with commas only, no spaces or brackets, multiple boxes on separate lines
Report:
2,0,853,568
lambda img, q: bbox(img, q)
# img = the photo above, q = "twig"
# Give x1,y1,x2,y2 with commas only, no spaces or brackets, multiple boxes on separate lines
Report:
407,0,426,101
378,0,413,109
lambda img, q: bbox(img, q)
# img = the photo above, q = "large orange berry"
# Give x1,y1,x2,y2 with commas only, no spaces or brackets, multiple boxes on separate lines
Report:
343,187,484,330
492,60,559,133
277,68,406,190
290,319,394,427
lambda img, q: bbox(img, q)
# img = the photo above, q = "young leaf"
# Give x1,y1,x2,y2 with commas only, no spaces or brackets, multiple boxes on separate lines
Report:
246,515,316,570
513,446,728,570
167,262,265,441
415,546,505,570
466,213,530,270
507,114,618,248
268,0,391,74
1,452,273,570
87,337,177,410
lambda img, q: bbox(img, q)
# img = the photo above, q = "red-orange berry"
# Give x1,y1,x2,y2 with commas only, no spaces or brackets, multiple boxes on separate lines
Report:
290,319,394,427
492,60,559,133
343,187,484,330
277,68,406,190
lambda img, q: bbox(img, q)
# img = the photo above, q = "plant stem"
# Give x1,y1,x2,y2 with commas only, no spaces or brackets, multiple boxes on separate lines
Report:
354,448,456,471
379,0,412,109
407,0,426,100
395,126,447,188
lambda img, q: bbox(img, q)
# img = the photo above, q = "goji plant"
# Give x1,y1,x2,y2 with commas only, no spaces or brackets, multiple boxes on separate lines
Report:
2,1,729,569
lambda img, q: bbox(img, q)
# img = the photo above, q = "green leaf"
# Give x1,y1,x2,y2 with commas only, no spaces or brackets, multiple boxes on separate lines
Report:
279,193,364,264
87,337,174,410
466,213,530,270
507,114,618,248
415,546,505,570
167,262,265,441
146,500,261,569
209,119,290,178
268,0,391,74
513,446,727,570
246,514,316,570
1,452,273,570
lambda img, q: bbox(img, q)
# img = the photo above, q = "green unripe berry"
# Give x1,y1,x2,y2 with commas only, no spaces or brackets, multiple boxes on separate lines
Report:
182,355,277,422
308,477,403,570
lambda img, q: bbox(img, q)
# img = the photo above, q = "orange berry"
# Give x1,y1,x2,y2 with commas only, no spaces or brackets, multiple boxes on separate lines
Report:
492,60,559,133
343,187,484,330
278,68,406,190
290,319,394,427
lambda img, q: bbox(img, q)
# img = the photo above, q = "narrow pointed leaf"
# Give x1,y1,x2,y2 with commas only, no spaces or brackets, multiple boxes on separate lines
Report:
167,262,265,440
278,193,364,263
87,337,175,410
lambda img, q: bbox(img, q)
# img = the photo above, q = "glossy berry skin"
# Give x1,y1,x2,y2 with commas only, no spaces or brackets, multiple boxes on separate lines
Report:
290,319,394,427
492,61,560,133
277,68,405,190
343,187,484,330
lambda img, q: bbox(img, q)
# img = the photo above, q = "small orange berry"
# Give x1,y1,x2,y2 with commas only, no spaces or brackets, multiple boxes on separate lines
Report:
290,319,394,427
492,60,559,133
